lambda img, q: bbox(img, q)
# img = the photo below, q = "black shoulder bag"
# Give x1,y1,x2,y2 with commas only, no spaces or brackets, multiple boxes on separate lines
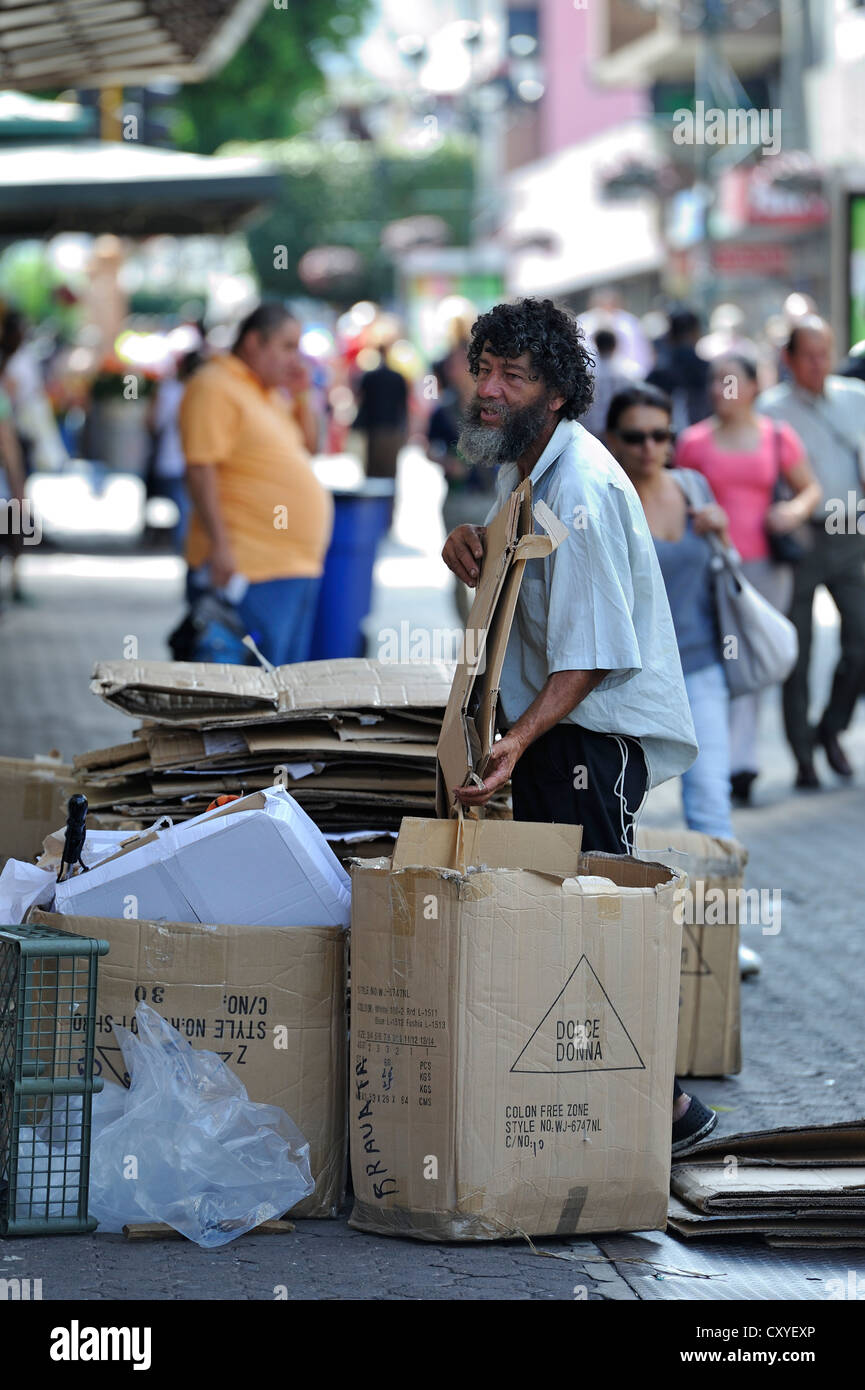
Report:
766,421,812,566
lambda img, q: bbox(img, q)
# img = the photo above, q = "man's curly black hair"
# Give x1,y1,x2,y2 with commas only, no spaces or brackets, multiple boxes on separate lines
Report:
466,297,595,420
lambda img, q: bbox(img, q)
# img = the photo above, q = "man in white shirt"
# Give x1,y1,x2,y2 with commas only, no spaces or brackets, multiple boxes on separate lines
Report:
441,297,708,1151
757,317,865,785
442,297,697,851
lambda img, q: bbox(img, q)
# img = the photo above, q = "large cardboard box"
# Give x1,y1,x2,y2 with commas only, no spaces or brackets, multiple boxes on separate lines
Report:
30,908,348,1218
0,756,74,869
636,828,747,1077
348,817,683,1241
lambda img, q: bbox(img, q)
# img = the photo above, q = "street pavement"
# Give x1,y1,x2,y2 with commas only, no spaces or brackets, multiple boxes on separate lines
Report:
1,448,864,1300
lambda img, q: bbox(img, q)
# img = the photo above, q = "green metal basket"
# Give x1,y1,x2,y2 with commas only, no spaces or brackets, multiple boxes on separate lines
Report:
0,923,108,1236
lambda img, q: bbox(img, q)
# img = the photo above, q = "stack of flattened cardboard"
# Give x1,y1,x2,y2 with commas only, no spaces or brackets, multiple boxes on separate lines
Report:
668,1122,865,1248
75,658,513,851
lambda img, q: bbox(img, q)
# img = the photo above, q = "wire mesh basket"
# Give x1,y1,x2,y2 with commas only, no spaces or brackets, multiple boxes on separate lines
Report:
0,923,108,1236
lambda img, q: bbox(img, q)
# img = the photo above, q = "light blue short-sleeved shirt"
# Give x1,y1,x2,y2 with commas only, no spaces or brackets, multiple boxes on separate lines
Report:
756,375,865,519
485,417,698,790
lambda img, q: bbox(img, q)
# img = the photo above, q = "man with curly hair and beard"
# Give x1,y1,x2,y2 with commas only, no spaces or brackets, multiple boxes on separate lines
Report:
442,298,713,1152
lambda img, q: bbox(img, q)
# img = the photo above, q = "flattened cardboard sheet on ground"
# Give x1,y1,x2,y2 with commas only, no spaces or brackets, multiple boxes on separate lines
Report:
673,1163,865,1212
674,1119,865,1165
435,479,568,816
91,658,455,726
668,1121,865,1246
666,1192,865,1241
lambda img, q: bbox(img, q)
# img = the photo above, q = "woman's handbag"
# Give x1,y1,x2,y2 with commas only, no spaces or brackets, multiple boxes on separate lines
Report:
766,421,812,566
708,537,799,696
674,467,799,697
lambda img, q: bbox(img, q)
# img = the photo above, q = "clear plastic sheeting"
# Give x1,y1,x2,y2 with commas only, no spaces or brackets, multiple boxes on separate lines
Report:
88,1004,314,1247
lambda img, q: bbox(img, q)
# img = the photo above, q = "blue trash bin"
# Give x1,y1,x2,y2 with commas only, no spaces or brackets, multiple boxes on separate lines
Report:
309,478,395,660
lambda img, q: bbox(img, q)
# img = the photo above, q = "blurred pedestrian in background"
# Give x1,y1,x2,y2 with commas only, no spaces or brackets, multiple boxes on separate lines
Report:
147,347,202,553
607,382,769,977
426,340,497,622
579,328,637,440
696,303,756,365
354,340,408,481
757,317,865,786
0,308,68,475
676,353,819,803
646,308,711,432
179,301,332,666
579,286,652,376
606,384,734,840
0,374,26,608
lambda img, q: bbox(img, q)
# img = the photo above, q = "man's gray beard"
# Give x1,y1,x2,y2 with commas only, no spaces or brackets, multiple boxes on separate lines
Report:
457,398,551,467
456,419,511,466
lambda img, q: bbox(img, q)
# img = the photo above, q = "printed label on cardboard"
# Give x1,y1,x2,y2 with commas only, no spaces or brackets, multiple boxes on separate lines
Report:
510,954,646,1074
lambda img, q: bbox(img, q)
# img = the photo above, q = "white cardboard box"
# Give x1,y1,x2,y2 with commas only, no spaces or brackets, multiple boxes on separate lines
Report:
54,787,351,928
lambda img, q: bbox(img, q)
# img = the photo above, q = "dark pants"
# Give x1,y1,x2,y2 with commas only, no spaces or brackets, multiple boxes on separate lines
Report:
511,724,648,855
782,528,865,763
364,427,405,480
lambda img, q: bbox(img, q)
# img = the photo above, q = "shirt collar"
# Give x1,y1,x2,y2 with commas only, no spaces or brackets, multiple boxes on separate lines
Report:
221,352,270,395
791,379,830,406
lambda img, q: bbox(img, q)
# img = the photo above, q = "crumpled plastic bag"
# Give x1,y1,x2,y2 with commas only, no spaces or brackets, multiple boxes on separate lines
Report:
0,858,55,924
0,825,155,925
16,1094,84,1219
88,1004,314,1247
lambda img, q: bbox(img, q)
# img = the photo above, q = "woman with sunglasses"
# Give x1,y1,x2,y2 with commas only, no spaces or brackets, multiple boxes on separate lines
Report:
606,383,734,1130
674,353,820,804
605,384,735,841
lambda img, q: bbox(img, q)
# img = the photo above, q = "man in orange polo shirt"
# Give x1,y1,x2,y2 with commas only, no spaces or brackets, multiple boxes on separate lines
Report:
179,303,332,665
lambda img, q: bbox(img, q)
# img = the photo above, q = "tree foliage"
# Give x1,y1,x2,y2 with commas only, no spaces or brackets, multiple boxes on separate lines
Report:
225,135,476,305
173,0,372,155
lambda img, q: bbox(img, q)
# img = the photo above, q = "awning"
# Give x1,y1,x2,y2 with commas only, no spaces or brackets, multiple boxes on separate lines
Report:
0,88,95,138
0,0,269,90
0,139,280,236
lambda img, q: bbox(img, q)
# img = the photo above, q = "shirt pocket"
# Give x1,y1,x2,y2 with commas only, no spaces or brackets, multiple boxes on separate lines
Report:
515,576,549,658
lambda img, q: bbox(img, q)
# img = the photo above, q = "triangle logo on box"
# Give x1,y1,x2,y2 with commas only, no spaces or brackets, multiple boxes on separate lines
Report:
95,1046,130,1088
680,924,712,977
510,954,646,1074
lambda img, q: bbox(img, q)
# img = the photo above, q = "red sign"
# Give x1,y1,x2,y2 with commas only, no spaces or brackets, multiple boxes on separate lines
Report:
712,243,791,275
719,167,828,229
